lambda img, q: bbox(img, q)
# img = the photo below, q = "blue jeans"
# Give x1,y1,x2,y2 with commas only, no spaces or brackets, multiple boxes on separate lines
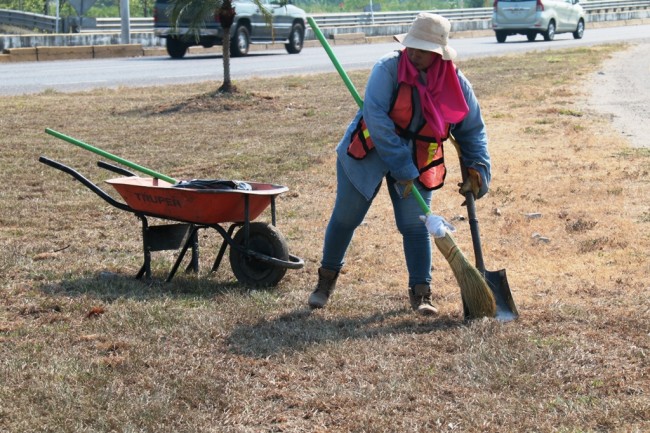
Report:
321,159,433,288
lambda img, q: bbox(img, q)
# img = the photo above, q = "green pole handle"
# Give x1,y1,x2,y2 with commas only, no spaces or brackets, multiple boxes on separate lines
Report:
307,16,364,109
308,18,431,217
410,186,431,216
45,128,178,184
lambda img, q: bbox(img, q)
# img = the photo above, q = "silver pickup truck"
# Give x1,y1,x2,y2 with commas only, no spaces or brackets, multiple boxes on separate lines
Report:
153,0,307,58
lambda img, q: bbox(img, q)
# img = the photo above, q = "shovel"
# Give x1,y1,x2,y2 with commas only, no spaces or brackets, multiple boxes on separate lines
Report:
452,138,519,321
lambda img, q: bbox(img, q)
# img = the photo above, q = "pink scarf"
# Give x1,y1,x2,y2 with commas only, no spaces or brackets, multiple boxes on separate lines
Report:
397,49,469,141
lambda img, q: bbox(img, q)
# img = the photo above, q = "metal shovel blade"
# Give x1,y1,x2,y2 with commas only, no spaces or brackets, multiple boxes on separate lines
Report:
483,268,518,322
450,136,519,322
458,165,519,321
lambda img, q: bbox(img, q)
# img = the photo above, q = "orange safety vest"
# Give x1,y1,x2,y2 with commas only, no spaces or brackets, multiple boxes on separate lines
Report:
347,83,449,190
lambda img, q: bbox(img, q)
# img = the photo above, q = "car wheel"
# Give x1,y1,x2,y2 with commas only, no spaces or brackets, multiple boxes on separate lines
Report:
495,31,507,43
573,19,585,39
166,37,188,59
526,32,536,42
543,21,556,41
285,22,304,54
230,25,250,57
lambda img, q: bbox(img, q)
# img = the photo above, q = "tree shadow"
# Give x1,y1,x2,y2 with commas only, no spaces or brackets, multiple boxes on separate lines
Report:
120,89,280,116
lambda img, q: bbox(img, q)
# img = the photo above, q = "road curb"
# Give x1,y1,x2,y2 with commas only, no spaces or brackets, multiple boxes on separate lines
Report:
0,19,645,63
0,30,496,63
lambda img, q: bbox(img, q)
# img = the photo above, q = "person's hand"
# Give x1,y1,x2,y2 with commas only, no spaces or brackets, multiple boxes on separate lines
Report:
458,168,482,199
419,214,456,238
396,179,414,198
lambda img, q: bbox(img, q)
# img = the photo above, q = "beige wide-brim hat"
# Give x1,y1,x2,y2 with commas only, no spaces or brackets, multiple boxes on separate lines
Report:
394,12,457,60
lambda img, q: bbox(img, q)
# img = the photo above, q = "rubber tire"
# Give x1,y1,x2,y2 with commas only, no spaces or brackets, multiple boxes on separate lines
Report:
495,31,507,43
229,222,289,287
230,25,250,57
285,23,304,54
573,19,585,39
526,32,536,42
166,37,188,59
543,21,556,41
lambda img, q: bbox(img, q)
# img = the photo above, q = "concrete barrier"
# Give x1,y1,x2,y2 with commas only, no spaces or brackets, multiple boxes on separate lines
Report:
4,47,37,62
0,43,147,61
0,13,648,62
36,45,93,61
93,44,144,58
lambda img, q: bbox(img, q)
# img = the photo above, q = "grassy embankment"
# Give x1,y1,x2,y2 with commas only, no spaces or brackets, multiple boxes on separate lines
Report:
1,44,648,432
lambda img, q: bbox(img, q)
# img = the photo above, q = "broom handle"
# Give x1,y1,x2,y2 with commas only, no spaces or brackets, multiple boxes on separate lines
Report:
308,18,435,223
307,17,364,109
449,136,486,272
410,187,431,216
45,128,178,184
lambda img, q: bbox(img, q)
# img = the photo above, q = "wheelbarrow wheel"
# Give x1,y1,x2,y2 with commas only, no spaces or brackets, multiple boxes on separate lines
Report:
229,222,290,287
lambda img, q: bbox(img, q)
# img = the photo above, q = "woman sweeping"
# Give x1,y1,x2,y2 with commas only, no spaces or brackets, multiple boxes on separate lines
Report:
308,13,491,315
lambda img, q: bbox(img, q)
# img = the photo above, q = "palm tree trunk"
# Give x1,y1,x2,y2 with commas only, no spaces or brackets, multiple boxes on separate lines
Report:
217,0,236,94
220,26,233,93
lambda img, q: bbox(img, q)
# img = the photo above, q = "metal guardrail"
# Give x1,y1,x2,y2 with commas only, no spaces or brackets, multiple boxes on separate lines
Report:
311,0,650,27
0,9,58,32
2,0,650,34
93,17,157,32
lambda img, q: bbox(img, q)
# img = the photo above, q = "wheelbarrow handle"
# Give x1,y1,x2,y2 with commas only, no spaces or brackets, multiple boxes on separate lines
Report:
38,156,133,213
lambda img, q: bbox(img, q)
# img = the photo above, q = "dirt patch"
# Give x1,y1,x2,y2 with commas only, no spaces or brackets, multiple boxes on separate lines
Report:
587,42,650,148
147,90,281,115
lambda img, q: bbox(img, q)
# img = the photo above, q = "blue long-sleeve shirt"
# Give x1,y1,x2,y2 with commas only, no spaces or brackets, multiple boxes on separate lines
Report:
336,50,491,201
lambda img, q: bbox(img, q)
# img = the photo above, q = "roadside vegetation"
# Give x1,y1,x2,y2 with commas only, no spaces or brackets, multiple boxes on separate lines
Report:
1,45,648,431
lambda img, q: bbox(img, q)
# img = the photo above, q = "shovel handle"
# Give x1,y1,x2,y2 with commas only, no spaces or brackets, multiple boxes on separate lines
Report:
449,136,486,272
462,184,486,272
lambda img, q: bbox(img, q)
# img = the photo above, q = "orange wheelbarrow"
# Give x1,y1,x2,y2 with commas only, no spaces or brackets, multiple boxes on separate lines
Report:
38,156,304,287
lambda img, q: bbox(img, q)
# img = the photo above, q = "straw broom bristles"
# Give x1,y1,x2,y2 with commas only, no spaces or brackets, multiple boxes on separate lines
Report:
434,231,496,319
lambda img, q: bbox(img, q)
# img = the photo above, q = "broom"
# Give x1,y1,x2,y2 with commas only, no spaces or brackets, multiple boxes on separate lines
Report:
411,188,496,319
307,16,496,319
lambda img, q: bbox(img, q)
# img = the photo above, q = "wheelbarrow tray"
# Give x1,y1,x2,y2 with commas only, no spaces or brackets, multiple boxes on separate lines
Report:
106,177,288,225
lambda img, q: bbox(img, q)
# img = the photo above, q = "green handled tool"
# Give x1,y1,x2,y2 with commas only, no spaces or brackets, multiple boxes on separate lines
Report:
307,17,364,109
45,128,178,184
308,17,433,217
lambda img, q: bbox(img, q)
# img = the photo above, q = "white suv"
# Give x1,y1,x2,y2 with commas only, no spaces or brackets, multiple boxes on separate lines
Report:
492,0,586,43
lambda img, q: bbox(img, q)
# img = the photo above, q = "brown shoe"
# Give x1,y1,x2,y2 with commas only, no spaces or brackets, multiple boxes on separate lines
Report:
409,284,438,316
308,267,340,309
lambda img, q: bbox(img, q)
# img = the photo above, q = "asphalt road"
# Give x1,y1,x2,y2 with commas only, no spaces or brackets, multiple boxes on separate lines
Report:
1,24,649,96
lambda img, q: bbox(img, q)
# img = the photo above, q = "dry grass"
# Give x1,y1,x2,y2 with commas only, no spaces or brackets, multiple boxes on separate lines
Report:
1,44,648,432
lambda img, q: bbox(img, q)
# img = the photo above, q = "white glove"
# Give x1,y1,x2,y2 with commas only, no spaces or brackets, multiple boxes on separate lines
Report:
419,214,456,238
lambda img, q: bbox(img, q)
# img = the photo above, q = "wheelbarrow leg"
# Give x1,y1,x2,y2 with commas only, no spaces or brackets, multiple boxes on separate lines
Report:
166,225,201,282
211,224,238,274
184,228,200,274
136,216,152,280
